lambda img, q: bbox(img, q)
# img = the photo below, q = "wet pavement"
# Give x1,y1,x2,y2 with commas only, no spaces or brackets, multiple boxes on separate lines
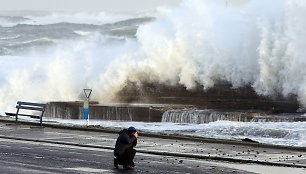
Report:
1,138,255,174
0,118,305,173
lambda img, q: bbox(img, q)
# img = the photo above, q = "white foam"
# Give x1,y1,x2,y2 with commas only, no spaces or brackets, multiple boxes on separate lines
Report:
1,1,306,140
41,118,306,147
2,0,306,108
0,35,20,40
74,30,92,36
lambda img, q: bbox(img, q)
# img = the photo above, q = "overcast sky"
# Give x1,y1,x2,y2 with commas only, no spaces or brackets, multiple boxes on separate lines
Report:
0,0,181,12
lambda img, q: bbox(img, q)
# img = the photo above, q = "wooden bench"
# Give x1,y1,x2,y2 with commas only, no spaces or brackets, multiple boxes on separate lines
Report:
5,101,46,126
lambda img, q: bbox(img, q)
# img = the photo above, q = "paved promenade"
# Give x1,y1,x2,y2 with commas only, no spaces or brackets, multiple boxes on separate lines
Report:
0,118,305,173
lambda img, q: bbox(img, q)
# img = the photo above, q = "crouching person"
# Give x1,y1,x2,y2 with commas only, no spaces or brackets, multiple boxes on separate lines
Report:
114,126,139,170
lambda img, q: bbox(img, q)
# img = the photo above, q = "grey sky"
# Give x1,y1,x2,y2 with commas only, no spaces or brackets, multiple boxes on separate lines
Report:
0,0,181,12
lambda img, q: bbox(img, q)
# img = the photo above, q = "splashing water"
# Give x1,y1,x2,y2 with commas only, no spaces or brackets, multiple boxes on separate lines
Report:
1,0,306,113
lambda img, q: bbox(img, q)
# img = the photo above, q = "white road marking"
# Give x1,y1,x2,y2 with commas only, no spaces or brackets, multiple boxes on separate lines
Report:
65,167,113,173
19,147,33,150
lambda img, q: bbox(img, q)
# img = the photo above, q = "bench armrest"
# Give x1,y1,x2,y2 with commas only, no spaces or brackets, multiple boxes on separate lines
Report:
5,112,16,116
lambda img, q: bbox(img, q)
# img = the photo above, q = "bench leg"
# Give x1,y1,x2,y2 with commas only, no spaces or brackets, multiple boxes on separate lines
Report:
16,107,20,123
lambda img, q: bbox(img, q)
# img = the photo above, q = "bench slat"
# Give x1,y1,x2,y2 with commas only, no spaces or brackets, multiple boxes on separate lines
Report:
17,101,46,107
17,113,41,118
16,105,45,111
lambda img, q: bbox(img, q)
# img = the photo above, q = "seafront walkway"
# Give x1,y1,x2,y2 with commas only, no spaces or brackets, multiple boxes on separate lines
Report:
0,117,305,173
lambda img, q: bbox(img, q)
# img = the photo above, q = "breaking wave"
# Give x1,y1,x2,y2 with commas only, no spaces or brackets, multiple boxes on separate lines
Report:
1,0,306,112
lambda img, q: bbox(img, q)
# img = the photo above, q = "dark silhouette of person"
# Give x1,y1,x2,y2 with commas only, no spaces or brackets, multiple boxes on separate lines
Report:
114,126,139,170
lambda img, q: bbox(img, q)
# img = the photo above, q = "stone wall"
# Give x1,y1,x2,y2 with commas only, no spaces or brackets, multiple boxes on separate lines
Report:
45,102,165,122
116,82,299,113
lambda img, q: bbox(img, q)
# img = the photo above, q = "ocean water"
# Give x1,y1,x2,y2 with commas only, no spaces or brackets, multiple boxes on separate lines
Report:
1,0,306,146
0,11,154,111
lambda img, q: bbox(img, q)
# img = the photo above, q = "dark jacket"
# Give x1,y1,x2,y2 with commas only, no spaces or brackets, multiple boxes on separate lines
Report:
114,129,137,157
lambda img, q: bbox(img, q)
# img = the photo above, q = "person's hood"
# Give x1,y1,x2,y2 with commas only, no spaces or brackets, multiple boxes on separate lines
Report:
118,129,128,135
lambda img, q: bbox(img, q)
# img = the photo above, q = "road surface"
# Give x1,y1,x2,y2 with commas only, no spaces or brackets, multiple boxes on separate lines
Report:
0,138,254,174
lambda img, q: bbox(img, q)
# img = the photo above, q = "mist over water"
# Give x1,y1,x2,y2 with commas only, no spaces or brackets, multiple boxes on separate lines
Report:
1,0,306,112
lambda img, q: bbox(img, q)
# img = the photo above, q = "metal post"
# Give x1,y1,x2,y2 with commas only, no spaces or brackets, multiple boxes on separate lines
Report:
83,89,92,126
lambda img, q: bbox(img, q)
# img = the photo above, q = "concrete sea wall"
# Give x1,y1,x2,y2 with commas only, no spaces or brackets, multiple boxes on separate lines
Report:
44,82,302,122
45,102,165,122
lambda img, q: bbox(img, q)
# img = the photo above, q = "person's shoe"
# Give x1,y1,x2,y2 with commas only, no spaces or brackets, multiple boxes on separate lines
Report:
114,158,118,169
123,165,134,170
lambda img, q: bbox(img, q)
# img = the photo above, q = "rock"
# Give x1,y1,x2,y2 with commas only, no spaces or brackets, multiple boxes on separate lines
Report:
241,138,259,143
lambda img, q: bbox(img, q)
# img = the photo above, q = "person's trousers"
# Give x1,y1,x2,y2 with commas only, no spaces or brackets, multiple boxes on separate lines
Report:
116,148,136,166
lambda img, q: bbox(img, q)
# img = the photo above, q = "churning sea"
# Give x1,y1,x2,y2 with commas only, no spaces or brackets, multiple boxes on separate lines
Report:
1,0,306,147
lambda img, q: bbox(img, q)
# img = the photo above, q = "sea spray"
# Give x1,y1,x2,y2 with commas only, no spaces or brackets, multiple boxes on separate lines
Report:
134,0,306,105
1,0,306,112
